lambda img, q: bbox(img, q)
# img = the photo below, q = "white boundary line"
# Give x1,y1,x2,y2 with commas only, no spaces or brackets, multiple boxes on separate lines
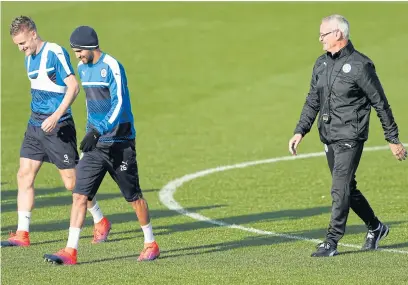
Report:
159,144,408,254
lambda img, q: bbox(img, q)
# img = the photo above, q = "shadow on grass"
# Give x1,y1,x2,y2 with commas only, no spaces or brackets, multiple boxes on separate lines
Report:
0,188,160,213
1,204,227,234
381,242,408,250
76,230,408,265
1,205,331,234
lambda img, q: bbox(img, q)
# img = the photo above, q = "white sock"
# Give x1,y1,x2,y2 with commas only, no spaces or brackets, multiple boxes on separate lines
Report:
17,211,31,232
66,227,81,249
141,223,155,243
88,202,104,224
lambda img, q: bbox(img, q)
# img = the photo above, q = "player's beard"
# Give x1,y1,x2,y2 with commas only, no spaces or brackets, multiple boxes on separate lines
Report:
88,51,94,63
81,51,94,64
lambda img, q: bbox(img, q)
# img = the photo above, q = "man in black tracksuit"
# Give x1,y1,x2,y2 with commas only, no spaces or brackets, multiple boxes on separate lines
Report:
289,15,407,257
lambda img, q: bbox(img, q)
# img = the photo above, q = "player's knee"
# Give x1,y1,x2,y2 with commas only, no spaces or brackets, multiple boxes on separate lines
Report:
59,169,76,191
72,193,88,205
17,167,35,187
64,179,76,191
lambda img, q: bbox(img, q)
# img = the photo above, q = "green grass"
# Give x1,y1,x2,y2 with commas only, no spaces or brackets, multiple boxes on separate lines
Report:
1,2,408,285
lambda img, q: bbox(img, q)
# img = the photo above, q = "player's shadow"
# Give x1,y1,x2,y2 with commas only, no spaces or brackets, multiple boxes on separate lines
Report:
1,187,67,201
90,206,333,239
0,204,227,234
77,235,295,265
0,188,159,213
77,227,407,264
337,241,408,256
31,229,408,264
84,220,406,262
4,203,407,265
160,235,297,260
381,242,408,249
287,220,405,242
78,254,139,265
1,205,332,244
0,205,342,240
3,202,407,260
1,187,70,213
24,205,331,235
224,206,332,223
157,220,406,259
128,206,333,236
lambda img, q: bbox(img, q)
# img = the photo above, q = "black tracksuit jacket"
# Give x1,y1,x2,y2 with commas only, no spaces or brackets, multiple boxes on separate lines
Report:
294,41,399,145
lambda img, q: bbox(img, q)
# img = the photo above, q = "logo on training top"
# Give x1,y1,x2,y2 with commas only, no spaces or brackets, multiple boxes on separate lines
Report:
342,63,351,73
100,68,107,78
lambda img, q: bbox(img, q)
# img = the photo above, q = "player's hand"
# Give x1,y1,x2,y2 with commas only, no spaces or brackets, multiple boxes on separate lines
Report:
80,129,101,152
41,114,59,133
389,143,407,161
288,134,303,156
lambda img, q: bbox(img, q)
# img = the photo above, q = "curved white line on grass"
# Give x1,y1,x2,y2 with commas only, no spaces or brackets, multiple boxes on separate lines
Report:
159,144,408,254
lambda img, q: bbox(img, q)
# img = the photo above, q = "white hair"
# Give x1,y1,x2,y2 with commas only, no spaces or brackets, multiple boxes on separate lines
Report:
322,14,350,40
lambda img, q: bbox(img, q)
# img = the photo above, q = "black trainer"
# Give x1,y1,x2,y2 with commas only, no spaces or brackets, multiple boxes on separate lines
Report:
362,223,389,250
311,242,339,257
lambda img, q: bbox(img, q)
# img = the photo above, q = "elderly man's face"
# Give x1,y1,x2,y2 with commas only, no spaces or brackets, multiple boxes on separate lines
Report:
319,21,340,52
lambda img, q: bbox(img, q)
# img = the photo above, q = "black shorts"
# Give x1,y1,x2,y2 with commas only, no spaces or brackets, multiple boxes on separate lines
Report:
20,119,79,169
73,142,143,202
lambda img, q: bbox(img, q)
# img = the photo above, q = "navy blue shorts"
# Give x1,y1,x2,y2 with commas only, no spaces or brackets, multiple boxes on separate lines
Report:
73,141,143,202
20,119,79,169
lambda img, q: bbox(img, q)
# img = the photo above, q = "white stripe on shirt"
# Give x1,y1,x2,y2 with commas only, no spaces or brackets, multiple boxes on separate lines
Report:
48,43,72,76
103,54,123,124
28,67,55,76
82,82,110,86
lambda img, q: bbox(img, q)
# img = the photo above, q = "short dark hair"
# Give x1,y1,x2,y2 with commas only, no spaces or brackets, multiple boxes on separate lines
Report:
10,16,37,36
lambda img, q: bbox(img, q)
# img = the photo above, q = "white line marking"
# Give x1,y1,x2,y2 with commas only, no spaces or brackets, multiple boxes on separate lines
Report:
159,144,408,254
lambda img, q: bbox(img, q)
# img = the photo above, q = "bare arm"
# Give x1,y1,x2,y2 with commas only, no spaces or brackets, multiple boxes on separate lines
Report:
54,75,80,119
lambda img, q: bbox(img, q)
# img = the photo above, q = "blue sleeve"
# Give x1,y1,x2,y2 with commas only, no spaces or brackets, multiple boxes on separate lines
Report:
95,66,123,135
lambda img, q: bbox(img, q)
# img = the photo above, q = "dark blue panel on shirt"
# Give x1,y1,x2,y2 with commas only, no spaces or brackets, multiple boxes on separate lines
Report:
84,86,111,101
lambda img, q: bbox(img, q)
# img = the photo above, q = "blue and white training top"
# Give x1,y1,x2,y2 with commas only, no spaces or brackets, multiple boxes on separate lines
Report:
78,52,136,146
25,42,75,126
